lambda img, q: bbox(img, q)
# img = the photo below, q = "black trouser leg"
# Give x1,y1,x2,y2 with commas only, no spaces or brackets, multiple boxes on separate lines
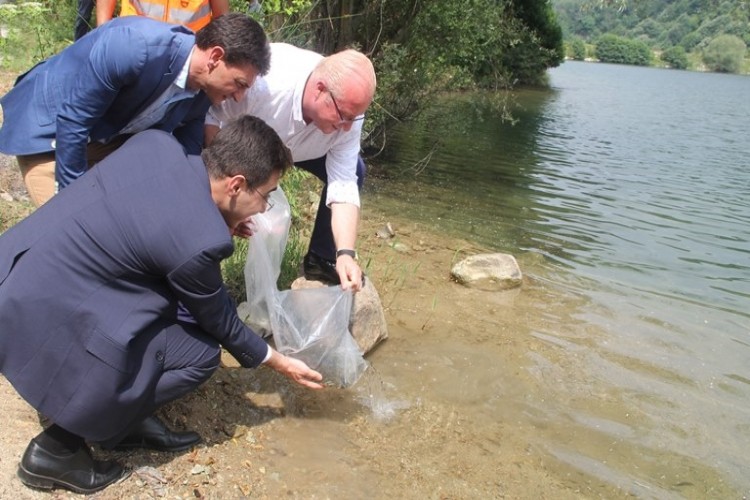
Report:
295,155,367,262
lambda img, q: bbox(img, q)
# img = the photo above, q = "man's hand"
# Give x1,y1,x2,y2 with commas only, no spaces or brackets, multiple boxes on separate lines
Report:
330,202,362,291
232,216,256,239
264,349,324,389
336,254,363,292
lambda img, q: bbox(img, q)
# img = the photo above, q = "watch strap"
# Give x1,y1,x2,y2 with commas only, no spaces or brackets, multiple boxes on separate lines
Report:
336,249,357,259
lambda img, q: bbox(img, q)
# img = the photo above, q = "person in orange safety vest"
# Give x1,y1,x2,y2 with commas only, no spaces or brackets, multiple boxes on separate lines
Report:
96,0,229,32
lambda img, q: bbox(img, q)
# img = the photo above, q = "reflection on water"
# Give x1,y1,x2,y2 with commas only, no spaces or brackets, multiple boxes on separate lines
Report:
365,61,750,494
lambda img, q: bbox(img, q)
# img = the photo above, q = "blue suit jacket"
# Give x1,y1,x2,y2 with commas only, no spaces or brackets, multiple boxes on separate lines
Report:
0,130,268,442
0,16,211,189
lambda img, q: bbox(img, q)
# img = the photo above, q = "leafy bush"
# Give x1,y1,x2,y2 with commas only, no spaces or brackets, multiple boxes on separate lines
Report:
660,45,689,69
0,1,76,71
568,37,587,60
702,34,747,73
595,33,652,65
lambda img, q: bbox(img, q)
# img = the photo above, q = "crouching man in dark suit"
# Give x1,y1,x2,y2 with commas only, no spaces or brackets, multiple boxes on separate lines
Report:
0,116,323,494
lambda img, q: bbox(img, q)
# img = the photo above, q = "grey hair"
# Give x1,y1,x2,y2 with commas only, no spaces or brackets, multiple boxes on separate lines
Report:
312,49,376,101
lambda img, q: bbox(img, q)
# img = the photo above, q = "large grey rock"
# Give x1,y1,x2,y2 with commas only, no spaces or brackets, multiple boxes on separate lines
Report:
451,253,522,291
291,277,388,355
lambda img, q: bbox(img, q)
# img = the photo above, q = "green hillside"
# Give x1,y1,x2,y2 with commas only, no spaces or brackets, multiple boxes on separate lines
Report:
552,0,750,72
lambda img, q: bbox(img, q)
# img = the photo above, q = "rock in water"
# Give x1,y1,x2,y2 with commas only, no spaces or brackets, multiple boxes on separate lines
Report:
450,253,522,291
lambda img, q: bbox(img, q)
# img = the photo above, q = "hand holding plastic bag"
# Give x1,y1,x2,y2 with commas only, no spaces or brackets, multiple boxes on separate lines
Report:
244,188,368,387
271,286,367,387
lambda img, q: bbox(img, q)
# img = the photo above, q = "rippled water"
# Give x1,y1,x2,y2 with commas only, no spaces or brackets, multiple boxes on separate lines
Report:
365,61,750,493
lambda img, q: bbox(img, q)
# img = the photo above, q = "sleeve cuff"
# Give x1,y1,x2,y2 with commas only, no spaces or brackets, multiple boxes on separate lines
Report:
325,180,360,207
261,344,272,364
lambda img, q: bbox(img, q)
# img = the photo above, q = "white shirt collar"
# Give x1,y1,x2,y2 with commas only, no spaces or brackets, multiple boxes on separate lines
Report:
175,47,195,92
291,72,309,124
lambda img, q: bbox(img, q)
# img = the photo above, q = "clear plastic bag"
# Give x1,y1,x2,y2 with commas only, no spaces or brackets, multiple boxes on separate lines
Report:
243,188,368,387
243,189,292,336
272,286,367,387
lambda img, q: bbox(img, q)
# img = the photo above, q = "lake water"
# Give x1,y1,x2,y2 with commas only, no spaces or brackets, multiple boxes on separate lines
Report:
363,61,750,496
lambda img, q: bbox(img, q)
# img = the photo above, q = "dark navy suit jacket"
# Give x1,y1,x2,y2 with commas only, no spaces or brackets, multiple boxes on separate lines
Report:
0,131,268,442
0,16,210,189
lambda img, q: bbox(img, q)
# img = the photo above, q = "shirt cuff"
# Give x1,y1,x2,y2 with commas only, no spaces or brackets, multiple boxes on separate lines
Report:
261,344,272,364
326,180,360,207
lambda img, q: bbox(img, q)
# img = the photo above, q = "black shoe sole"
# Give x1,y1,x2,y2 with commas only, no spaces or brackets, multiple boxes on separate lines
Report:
17,463,129,494
113,438,201,453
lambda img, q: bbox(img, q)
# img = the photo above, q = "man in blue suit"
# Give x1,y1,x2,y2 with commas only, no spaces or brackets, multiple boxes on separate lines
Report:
0,116,324,494
0,12,269,206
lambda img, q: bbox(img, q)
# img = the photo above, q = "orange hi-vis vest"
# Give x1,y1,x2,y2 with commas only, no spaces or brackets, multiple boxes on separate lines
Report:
120,0,213,32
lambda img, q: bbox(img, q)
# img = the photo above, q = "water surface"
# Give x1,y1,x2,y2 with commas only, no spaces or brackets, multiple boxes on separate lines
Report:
363,61,750,494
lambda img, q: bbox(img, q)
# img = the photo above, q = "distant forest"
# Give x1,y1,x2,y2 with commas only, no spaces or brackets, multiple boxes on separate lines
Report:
552,0,750,73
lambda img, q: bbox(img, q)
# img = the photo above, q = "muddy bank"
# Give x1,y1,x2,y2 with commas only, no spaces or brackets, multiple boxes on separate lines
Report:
0,201,617,499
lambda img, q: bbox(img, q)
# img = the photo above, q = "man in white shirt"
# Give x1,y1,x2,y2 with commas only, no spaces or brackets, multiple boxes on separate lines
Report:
205,43,376,292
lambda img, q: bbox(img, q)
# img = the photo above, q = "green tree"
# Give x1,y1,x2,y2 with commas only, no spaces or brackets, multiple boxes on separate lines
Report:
595,33,652,65
660,15,694,46
702,34,747,72
280,0,567,146
568,37,587,59
507,0,566,65
660,45,688,69
635,18,661,39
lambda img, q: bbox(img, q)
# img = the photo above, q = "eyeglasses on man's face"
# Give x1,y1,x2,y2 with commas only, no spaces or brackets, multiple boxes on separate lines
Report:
328,90,365,124
251,184,274,210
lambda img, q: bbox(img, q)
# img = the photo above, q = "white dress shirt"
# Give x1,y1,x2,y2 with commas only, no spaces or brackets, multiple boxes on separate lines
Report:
206,43,363,208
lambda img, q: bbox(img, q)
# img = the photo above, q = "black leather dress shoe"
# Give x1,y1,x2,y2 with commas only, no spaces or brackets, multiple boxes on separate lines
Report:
114,416,201,452
18,439,127,494
303,252,340,284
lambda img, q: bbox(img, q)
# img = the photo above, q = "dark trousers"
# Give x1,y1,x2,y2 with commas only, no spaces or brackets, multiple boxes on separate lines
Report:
294,155,366,262
74,0,95,40
100,322,221,448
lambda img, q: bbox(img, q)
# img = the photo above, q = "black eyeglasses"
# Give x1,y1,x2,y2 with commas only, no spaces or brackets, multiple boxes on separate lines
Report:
328,90,365,124
251,185,274,210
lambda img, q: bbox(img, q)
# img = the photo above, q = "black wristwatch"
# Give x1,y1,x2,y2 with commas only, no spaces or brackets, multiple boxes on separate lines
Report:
336,249,357,259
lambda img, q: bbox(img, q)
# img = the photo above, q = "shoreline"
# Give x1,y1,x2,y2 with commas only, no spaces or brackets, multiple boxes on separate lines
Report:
0,197,600,498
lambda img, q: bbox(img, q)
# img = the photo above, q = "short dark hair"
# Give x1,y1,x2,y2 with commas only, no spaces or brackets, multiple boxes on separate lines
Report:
195,13,271,75
202,116,292,186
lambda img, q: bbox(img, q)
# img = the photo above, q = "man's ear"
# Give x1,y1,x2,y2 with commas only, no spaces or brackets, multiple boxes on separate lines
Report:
207,46,226,71
227,174,246,196
315,79,328,96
